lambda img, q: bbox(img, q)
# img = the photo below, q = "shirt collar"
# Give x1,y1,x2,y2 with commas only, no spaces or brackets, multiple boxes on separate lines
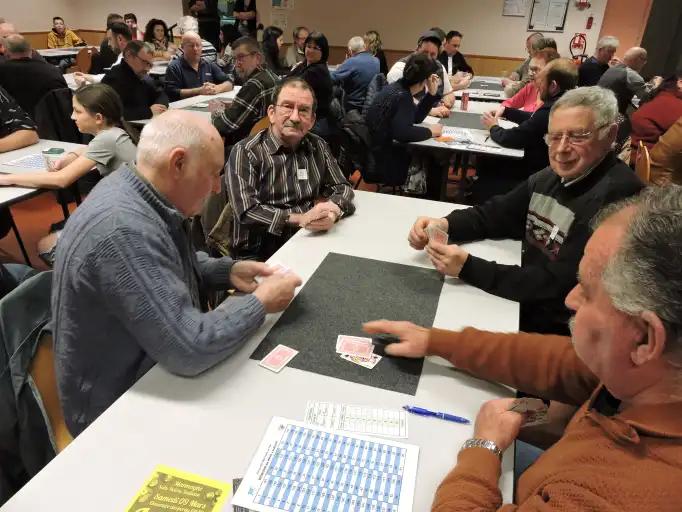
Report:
587,385,682,441
561,153,608,187
180,56,205,71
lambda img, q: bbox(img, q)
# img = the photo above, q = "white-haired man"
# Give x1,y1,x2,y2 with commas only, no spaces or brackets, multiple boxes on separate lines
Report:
52,111,302,437
330,36,379,112
366,185,682,511
578,35,619,86
408,86,643,335
598,46,662,114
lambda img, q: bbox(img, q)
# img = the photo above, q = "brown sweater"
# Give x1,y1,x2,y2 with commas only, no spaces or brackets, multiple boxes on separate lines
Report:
428,328,682,512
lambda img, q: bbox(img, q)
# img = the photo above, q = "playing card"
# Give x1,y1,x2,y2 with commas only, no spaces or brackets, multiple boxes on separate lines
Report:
269,261,291,275
523,409,549,427
259,344,299,373
508,398,549,427
336,335,374,358
340,353,382,369
426,224,448,244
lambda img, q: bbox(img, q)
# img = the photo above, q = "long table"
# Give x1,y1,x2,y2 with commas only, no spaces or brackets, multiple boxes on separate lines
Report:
0,190,520,511
37,47,96,59
454,75,507,102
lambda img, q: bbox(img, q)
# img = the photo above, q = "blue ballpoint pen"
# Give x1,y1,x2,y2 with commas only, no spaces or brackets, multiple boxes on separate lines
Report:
403,405,471,425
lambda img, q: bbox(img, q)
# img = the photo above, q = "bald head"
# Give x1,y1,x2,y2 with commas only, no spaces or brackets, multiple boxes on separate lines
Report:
5,34,31,58
181,31,203,63
623,47,647,72
0,22,17,38
137,111,224,217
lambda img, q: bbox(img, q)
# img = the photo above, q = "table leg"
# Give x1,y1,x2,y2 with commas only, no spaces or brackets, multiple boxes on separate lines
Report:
9,210,31,266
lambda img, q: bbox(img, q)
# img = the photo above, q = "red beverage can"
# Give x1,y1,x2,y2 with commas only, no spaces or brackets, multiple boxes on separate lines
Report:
461,92,469,111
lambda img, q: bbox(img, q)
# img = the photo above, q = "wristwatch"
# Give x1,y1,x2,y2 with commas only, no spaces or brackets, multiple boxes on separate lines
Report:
460,438,503,460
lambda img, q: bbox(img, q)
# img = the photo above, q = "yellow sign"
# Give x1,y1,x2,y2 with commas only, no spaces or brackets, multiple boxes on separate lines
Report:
125,465,231,512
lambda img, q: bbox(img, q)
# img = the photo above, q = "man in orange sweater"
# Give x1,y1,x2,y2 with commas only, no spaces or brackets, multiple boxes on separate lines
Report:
365,185,682,511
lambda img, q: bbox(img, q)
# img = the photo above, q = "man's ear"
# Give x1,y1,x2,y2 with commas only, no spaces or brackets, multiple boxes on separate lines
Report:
267,104,276,124
631,311,668,366
168,147,187,180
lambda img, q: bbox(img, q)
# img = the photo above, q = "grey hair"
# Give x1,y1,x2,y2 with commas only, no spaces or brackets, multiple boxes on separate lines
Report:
124,40,154,57
348,36,365,53
5,34,30,54
177,15,199,34
137,113,206,167
598,186,682,365
597,36,619,51
551,86,618,131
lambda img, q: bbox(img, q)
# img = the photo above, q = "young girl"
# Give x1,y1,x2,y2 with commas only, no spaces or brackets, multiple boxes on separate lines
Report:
0,83,138,263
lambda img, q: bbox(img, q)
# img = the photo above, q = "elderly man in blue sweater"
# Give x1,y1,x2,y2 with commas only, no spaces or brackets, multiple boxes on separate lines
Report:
330,36,379,112
52,111,302,437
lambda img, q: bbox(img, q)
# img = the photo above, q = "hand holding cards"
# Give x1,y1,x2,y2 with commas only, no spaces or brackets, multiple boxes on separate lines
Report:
426,223,449,245
508,397,549,427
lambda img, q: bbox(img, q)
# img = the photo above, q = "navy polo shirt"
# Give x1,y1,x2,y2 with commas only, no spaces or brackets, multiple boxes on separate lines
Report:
164,56,232,101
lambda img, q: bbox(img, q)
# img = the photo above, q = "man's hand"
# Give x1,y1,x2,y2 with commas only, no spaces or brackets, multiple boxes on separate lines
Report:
363,320,430,358
301,201,341,232
481,111,498,129
651,76,664,88
150,104,168,116
201,82,218,95
230,261,272,293
608,56,623,67
473,398,525,452
429,124,443,137
425,73,440,96
430,105,451,118
426,240,469,277
73,72,92,87
408,216,448,250
252,272,302,314
451,72,472,91
493,105,505,119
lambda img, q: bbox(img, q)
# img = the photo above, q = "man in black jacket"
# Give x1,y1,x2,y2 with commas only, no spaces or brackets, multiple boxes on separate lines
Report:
474,58,578,202
0,35,66,117
408,86,643,335
437,30,474,81
102,41,168,121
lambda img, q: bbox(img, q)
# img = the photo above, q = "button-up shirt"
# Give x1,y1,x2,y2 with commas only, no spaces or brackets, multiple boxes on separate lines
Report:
226,128,355,254
164,56,233,101
0,86,36,138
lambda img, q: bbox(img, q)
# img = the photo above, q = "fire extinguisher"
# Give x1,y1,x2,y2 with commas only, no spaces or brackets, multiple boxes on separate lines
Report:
586,13,594,29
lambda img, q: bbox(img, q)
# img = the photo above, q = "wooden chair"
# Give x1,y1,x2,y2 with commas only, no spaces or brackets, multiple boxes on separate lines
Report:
74,46,98,74
249,116,270,136
29,333,73,453
635,140,651,184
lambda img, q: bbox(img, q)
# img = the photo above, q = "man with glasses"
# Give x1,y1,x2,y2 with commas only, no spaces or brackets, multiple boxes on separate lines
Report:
225,77,355,260
285,26,309,68
212,36,279,148
102,40,168,121
407,86,643,335
164,32,234,102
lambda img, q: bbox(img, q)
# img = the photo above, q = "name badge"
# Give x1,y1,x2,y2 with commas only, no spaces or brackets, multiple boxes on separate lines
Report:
297,168,308,180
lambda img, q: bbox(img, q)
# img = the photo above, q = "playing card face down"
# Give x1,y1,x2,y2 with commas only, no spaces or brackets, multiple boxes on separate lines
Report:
259,344,298,373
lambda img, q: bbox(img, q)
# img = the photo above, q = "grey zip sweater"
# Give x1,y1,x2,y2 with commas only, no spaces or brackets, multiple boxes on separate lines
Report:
52,165,265,436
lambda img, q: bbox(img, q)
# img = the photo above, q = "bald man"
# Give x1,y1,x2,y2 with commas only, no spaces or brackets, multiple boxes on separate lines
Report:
0,22,46,63
52,111,302,437
598,46,663,114
164,31,233,101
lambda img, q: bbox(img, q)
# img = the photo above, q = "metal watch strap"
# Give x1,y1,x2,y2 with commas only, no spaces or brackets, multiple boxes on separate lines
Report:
460,438,503,460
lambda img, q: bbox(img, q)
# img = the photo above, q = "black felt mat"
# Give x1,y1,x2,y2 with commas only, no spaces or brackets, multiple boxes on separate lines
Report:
251,252,443,395
441,111,485,130
469,80,504,91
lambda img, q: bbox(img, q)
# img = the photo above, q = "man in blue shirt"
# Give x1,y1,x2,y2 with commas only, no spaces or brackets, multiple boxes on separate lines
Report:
330,36,379,112
165,32,234,101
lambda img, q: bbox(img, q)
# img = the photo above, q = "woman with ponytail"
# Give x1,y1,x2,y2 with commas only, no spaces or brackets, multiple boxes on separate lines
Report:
0,83,137,189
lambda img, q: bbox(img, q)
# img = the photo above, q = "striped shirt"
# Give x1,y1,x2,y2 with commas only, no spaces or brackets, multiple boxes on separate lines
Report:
176,38,217,63
212,67,279,146
0,86,36,138
227,128,355,253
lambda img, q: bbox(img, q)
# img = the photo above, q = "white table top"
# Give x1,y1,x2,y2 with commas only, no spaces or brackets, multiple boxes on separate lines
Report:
0,191,520,511
0,140,86,176
37,46,95,58
130,87,242,126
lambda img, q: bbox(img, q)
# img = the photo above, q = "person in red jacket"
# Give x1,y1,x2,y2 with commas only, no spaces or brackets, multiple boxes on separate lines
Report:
365,184,682,512
631,70,682,159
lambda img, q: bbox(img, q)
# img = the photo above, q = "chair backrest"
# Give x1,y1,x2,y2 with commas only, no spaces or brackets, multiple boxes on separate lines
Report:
74,46,99,73
635,140,651,184
29,333,73,453
361,73,388,118
34,88,82,143
249,115,271,136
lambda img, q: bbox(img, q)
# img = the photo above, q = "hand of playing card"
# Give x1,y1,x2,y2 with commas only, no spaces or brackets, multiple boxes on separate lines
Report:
508,397,549,427
474,398,526,452
252,272,302,313
362,320,429,358
301,201,341,231
230,261,273,293
408,216,448,250
426,241,469,278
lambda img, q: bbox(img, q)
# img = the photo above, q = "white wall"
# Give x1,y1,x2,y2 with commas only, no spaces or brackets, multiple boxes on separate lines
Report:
260,0,608,58
3,0,75,32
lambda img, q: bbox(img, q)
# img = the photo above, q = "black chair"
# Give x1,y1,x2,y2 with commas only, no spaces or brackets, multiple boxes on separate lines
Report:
33,88,90,219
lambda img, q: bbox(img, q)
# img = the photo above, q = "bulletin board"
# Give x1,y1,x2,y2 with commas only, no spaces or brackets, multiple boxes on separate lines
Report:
528,0,569,32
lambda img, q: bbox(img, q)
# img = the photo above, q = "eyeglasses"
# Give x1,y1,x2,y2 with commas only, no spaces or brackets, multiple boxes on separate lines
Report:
544,123,610,146
233,51,257,62
275,103,314,119
133,53,153,68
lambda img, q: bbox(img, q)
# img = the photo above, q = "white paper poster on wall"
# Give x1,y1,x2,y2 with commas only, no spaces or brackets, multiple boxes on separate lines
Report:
503,0,530,17
271,12,288,29
528,0,569,32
